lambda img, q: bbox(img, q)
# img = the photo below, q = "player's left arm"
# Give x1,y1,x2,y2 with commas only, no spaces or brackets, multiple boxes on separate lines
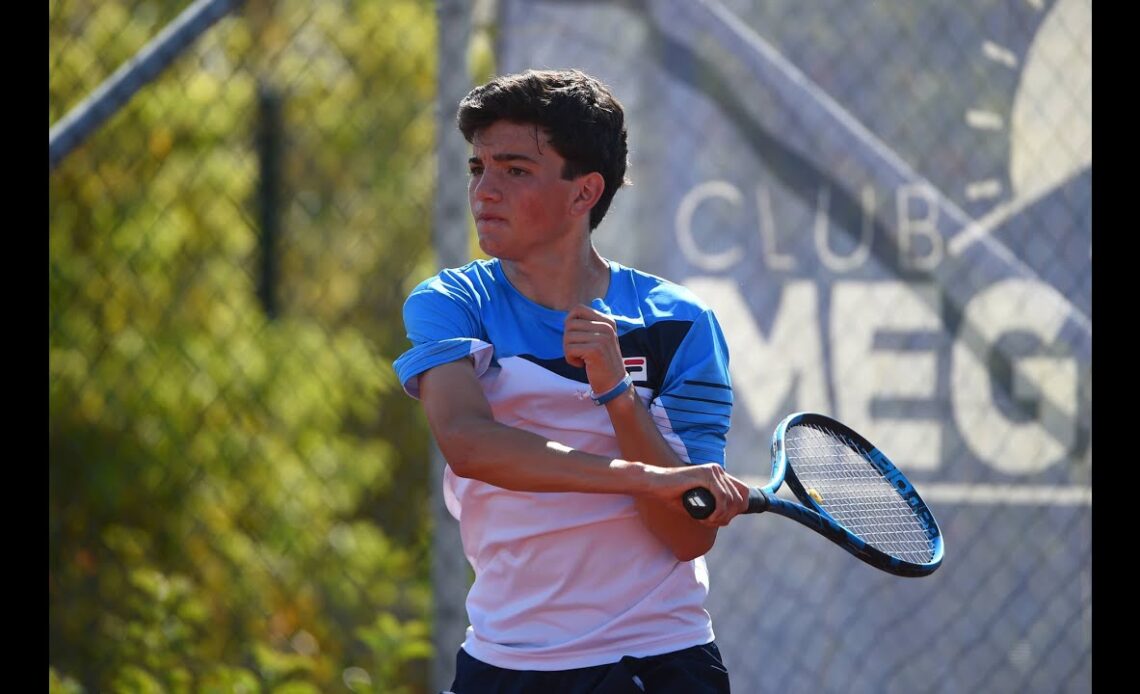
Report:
604,386,747,560
564,304,748,561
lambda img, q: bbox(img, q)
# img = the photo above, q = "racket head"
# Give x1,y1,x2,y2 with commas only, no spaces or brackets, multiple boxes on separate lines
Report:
774,412,944,576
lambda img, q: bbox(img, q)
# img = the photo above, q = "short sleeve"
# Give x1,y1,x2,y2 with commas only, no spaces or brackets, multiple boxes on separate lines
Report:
392,272,495,399
654,309,733,468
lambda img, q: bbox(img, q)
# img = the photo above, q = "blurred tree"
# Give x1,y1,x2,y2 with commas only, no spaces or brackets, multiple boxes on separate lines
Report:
49,1,438,691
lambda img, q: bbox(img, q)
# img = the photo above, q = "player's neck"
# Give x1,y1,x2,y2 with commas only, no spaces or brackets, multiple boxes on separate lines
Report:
502,245,610,312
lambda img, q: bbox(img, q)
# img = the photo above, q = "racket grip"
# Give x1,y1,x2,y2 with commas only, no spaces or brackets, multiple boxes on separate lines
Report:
684,487,771,518
682,487,716,519
746,487,769,513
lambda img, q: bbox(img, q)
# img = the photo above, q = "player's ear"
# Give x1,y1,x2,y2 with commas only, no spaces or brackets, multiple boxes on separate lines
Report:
569,172,605,218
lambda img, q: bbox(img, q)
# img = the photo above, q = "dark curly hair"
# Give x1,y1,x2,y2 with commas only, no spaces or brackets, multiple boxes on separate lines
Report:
457,69,630,231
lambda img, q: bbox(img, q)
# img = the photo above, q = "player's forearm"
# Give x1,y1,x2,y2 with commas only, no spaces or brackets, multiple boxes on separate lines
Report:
437,413,650,495
602,387,719,559
600,386,687,469
421,360,652,494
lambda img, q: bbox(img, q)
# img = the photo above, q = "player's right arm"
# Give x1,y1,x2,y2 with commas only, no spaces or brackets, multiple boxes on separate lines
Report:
417,356,735,514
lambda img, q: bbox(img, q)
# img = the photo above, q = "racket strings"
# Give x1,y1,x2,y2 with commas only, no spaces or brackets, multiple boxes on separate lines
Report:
785,424,934,564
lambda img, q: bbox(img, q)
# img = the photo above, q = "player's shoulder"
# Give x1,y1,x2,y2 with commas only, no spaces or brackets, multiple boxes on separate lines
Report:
611,261,712,320
409,258,500,301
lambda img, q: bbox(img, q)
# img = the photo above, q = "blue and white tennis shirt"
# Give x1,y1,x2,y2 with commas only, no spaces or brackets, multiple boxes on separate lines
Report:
394,257,733,671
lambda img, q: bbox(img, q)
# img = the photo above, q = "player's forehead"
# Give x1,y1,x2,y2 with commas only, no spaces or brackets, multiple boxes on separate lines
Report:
469,121,555,159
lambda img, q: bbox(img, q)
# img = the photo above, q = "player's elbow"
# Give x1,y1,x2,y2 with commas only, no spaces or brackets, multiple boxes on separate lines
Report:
673,548,704,562
433,428,497,480
432,419,490,479
636,499,718,561
437,437,478,478
672,535,716,562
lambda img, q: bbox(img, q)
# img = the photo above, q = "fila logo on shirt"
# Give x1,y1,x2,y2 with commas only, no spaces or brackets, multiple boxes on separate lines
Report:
623,357,649,385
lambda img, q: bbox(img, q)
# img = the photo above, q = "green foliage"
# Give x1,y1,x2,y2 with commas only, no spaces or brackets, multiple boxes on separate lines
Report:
355,613,434,694
49,668,84,694
50,1,439,691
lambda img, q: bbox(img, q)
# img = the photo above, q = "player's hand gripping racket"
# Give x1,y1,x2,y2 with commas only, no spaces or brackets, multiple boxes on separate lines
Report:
683,412,943,577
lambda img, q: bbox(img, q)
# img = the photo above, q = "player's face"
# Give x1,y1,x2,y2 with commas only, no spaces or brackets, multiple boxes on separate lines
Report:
467,121,583,260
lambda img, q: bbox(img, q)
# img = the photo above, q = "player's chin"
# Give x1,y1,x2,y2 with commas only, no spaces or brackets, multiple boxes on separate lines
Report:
475,233,511,259
476,239,524,264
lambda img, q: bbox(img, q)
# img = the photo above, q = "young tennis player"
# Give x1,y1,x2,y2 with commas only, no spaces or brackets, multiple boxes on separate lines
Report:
394,68,750,693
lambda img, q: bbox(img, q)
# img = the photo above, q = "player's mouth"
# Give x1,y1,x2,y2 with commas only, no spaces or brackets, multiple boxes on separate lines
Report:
475,213,507,227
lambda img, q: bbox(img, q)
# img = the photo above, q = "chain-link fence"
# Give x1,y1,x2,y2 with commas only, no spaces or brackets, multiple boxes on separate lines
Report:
50,1,1091,692
486,0,1091,692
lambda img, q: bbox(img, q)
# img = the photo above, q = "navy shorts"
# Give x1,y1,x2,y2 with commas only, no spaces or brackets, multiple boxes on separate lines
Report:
446,641,731,693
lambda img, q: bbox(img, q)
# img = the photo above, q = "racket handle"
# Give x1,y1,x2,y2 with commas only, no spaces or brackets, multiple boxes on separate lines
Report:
746,487,769,513
683,487,771,519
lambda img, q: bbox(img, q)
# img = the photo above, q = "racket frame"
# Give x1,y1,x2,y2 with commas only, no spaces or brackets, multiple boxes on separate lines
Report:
771,412,943,576
687,412,944,578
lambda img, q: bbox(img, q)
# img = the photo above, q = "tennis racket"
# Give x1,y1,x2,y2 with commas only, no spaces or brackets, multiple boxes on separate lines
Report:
683,412,943,577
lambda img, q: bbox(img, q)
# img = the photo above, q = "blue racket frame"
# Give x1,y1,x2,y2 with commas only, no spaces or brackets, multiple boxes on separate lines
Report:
685,412,944,578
